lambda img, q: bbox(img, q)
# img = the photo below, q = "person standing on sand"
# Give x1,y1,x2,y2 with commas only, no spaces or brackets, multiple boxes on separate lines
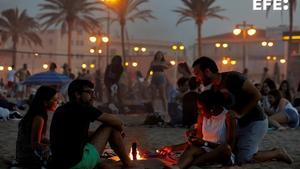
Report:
192,56,293,165
49,79,132,169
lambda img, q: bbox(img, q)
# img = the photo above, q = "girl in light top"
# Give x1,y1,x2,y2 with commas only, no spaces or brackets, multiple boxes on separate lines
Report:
159,90,236,169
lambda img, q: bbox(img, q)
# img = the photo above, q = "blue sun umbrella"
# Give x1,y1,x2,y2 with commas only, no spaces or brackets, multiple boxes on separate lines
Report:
22,71,71,85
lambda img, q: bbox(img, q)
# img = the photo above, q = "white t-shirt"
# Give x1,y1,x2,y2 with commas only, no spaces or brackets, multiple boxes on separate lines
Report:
7,70,16,82
202,109,228,144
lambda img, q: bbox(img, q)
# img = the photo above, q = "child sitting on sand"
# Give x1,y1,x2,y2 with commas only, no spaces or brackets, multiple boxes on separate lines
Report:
158,89,236,169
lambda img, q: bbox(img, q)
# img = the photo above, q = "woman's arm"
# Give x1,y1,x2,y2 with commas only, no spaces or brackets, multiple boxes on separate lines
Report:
277,98,288,113
31,116,46,149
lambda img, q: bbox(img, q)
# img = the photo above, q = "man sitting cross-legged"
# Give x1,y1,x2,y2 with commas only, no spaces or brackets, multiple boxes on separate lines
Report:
49,79,131,169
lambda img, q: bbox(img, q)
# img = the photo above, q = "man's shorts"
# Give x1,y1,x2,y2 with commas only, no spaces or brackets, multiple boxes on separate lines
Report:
70,143,100,169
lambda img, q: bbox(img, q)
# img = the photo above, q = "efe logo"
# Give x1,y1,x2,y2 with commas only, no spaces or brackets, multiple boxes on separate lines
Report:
253,0,289,11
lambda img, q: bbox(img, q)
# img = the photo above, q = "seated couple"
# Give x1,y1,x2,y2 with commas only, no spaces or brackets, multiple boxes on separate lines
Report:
14,80,133,169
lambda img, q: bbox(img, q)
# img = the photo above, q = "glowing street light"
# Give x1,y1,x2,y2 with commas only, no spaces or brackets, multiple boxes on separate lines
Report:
179,45,185,50
266,56,272,60
272,56,277,61
81,63,87,69
267,42,274,47
261,41,268,46
133,47,139,52
102,36,109,43
89,36,97,43
98,49,102,54
171,45,178,50
34,53,39,56
233,28,242,35
215,43,221,48
132,62,138,67
141,47,147,52
90,64,95,69
7,66,13,71
149,70,154,76
125,62,129,67
222,59,229,65
280,59,286,64
170,60,176,65
230,60,237,65
0,66,4,71
247,28,256,36
222,43,229,48
90,48,95,54
42,64,48,70
233,21,256,70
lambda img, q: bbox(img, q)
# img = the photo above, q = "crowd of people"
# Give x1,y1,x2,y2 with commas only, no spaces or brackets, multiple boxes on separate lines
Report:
1,52,299,169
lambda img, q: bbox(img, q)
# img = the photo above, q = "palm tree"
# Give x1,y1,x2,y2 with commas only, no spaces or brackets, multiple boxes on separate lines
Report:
267,0,297,80
38,0,102,67
0,8,42,66
174,0,227,57
101,0,155,62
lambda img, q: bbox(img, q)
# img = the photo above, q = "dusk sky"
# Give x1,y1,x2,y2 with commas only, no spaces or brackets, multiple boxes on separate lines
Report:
1,0,300,47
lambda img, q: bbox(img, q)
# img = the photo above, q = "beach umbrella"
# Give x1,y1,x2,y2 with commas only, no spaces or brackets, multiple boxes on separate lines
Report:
22,71,71,85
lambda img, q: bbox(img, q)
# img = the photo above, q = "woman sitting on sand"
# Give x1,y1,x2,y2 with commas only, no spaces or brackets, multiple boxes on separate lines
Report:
158,90,236,169
14,86,58,167
267,90,299,130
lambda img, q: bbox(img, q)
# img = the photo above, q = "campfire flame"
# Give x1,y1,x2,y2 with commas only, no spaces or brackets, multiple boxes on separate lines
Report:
129,147,144,160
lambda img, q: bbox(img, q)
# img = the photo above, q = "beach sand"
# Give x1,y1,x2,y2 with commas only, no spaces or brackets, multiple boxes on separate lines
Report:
1,113,300,169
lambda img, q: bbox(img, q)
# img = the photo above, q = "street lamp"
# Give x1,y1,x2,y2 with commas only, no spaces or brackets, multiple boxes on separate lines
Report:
81,63,87,69
132,46,147,57
100,0,118,65
171,43,185,80
42,64,48,70
233,21,256,70
89,35,110,69
280,59,286,64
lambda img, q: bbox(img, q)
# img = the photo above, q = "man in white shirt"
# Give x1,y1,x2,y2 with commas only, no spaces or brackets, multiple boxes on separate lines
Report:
6,65,16,97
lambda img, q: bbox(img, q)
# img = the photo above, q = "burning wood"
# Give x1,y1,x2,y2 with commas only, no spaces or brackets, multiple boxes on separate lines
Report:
129,142,144,160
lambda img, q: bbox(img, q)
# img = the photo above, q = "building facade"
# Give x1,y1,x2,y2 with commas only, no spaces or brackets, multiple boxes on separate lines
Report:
192,25,298,84
0,29,188,84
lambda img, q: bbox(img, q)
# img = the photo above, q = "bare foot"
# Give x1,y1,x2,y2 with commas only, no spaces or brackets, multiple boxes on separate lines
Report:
276,148,293,164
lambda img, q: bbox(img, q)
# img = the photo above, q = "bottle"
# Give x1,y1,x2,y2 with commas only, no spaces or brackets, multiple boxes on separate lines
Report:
131,142,137,160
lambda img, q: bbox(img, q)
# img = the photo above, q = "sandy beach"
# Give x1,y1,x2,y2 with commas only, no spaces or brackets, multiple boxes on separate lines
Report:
1,113,300,169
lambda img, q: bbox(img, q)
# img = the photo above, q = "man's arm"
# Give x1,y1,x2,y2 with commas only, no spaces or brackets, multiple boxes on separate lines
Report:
97,113,123,131
235,79,261,118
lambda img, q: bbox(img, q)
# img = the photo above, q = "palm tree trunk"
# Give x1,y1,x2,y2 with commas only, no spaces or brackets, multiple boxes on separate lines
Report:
12,38,17,67
287,2,293,80
121,23,126,63
67,21,73,67
197,23,202,58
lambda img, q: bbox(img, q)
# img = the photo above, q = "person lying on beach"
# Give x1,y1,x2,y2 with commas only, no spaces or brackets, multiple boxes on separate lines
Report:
49,79,132,169
158,90,236,169
15,86,58,167
266,90,299,130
